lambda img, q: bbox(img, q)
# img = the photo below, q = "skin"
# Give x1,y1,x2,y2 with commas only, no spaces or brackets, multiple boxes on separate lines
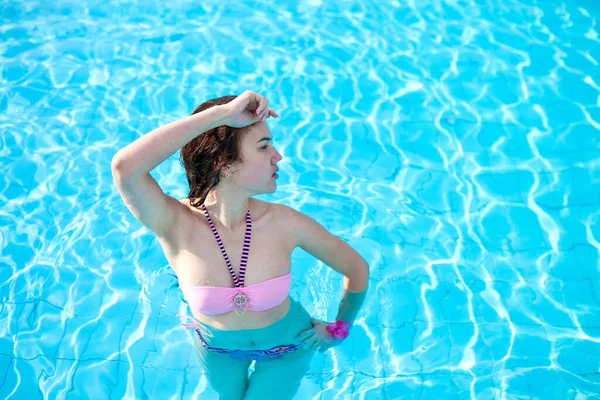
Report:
113,91,369,351
168,117,292,331
170,111,339,350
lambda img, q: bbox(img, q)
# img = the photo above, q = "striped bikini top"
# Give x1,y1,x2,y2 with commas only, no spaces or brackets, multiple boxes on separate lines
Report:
178,204,291,323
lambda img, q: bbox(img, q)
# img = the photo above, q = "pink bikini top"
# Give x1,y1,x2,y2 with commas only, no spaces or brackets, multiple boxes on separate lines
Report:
180,272,291,316
178,204,291,323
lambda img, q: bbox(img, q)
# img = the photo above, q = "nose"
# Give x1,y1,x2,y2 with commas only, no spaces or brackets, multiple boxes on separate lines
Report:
272,147,283,162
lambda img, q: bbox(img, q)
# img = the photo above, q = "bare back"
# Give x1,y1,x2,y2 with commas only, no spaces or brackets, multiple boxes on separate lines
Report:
160,198,296,330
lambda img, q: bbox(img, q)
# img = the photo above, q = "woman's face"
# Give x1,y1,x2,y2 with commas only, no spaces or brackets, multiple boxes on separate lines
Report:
233,120,283,194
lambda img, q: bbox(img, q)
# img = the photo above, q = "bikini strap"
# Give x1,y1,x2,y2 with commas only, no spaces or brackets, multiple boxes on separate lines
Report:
176,314,200,329
200,204,251,288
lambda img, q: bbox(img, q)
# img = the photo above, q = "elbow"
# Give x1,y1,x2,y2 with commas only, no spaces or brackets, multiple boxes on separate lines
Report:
111,152,134,179
111,152,125,174
347,262,369,292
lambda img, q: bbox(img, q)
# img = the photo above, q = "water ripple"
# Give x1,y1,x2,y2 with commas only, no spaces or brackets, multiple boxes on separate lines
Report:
1,0,599,398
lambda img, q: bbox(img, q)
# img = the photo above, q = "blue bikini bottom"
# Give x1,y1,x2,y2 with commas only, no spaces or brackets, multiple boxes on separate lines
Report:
195,328,302,361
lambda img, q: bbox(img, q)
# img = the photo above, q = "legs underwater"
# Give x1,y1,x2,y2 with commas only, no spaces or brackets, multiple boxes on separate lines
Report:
192,298,317,400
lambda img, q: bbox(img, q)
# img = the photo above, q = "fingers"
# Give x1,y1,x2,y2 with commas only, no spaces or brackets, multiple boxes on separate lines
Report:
260,108,278,121
255,96,268,119
245,91,277,121
297,330,316,342
297,329,318,349
262,100,269,119
299,332,323,349
243,90,260,113
318,345,330,353
302,338,319,349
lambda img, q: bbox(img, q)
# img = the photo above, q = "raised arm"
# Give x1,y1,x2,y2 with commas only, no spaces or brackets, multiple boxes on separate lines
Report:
111,91,276,238
111,105,229,237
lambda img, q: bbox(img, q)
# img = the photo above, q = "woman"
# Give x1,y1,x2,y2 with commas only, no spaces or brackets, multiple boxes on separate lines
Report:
111,90,369,399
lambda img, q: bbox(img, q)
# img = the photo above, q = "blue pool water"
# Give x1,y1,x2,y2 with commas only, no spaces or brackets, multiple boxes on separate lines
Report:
2,0,600,398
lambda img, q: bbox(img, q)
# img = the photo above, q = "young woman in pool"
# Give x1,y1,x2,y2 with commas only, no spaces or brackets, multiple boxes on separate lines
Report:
111,90,369,399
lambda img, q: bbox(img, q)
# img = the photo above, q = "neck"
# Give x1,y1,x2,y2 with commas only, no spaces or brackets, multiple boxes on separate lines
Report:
204,186,251,233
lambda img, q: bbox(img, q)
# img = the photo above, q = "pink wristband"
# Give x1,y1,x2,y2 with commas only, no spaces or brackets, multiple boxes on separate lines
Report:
326,320,351,340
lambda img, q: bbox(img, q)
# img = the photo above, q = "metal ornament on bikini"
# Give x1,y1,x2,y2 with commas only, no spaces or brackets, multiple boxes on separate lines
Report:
201,203,252,317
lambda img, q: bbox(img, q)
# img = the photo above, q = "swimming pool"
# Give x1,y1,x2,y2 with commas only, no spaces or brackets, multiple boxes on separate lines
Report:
1,0,599,398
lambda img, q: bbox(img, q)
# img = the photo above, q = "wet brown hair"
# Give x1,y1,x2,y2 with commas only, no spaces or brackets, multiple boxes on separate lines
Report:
180,95,244,208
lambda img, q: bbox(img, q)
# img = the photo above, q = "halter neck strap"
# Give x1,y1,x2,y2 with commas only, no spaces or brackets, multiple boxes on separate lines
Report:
200,204,252,288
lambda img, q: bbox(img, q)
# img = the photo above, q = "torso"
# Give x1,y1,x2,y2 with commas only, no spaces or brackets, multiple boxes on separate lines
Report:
158,198,296,330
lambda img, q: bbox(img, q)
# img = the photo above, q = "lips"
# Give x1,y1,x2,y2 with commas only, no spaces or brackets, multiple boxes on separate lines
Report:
272,168,279,176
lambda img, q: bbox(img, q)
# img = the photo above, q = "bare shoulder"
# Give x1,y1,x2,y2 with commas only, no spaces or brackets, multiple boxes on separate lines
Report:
271,202,300,223
173,197,297,237
274,204,368,284
264,201,295,222
267,202,314,250
274,203,342,253
252,199,289,225
238,200,306,250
